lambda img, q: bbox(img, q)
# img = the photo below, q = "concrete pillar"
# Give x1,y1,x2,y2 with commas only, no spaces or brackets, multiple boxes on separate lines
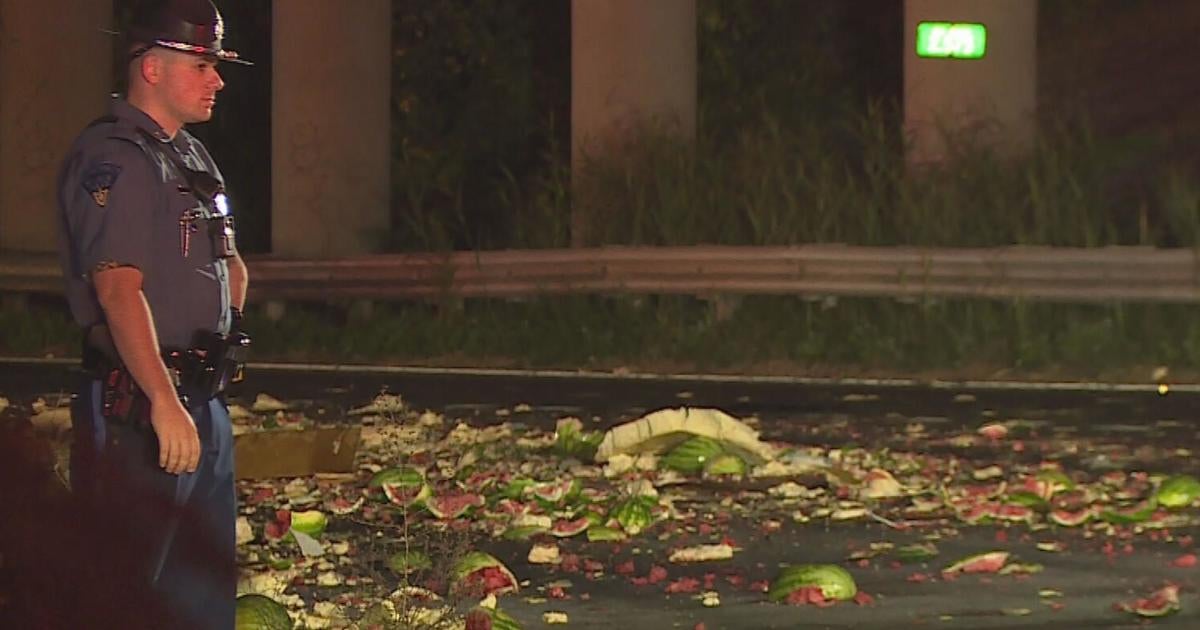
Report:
272,0,391,257
0,1,112,253
571,0,696,244
904,0,1036,163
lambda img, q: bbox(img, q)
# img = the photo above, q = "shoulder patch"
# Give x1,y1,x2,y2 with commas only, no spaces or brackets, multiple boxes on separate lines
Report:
81,162,122,207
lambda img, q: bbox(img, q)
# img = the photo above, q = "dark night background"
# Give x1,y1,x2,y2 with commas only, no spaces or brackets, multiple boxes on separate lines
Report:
108,1,1200,254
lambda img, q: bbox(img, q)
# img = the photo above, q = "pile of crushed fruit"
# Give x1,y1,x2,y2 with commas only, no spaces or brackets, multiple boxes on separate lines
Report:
212,393,1200,628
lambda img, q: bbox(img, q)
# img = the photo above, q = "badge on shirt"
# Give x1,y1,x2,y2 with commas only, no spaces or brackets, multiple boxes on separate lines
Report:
81,163,122,208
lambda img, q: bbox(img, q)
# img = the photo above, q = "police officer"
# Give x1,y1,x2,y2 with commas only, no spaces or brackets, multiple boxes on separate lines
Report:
56,1,251,628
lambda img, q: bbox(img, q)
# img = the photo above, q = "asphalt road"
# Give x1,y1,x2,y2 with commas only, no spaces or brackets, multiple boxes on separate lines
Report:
4,359,1200,629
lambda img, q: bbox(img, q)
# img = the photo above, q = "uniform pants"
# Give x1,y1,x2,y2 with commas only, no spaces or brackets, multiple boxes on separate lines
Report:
70,379,237,630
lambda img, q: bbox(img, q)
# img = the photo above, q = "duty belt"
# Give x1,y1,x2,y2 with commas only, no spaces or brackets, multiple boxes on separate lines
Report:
82,326,250,423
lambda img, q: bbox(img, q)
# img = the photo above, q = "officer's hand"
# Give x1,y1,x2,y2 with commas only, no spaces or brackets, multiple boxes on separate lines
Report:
148,396,201,474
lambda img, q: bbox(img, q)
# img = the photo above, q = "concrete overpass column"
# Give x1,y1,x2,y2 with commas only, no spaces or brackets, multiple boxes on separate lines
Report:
571,0,696,244
272,0,391,257
0,1,112,253
904,0,1036,163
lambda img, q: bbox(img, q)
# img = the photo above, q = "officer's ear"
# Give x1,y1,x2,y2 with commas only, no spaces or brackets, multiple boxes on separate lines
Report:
137,50,165,86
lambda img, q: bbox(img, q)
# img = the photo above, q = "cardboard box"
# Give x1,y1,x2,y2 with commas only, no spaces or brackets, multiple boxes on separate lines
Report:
234,425,361,480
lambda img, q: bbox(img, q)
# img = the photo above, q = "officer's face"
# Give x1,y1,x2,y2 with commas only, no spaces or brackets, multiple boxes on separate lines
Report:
158,51,225,125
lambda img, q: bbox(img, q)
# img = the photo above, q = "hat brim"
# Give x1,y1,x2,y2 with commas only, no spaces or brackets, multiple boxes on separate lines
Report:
154,39,253,65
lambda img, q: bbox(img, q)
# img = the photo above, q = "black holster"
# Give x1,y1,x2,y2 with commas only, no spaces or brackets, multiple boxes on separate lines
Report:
82,326,251,424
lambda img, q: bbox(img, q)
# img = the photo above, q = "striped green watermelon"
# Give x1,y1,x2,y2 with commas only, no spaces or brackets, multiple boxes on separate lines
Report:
611,496,657,535
235,593,293,630
452,551,519,597
661,435,725,473
466,605,523,630
586,525,627,542
388,549,432,575
1100,499,1157,524
1156,475,1200,509
502,524,549,541
371,467,431,507
704,453,747,476
767,564,857,602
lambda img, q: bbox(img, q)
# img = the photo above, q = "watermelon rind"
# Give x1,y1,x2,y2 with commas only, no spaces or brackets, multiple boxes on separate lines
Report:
1120,585,1181,618
1156,475,1200,509
942,551,1009,575
553,417,604,461
611,496,657,535
426,493,485,519
1005,491,1049,511
373,466,431,507
1100,499,1157,525
1049,506,1094,527
894,543,939,564
703,453,748,476
548,517,591,538
452,551,519,596
388,549,432,575
662,435,726,473
502,525,550,541
289,510,327,539
586,525,628,542
474,605,524,630
594,407,776,464
235,593,293,630
767,564,857,602
1036,470,1076,494
501,478,535,501
370,466,426,490
531,479,581,506
382,481,433,509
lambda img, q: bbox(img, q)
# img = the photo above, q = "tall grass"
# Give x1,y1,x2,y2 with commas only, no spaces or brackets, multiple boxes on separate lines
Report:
522,104,1194,250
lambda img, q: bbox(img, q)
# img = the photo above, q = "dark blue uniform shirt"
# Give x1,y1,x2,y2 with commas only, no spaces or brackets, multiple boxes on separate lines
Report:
58,97,231,350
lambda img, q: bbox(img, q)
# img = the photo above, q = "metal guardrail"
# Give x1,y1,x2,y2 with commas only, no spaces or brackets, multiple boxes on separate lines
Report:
3,245,1200,303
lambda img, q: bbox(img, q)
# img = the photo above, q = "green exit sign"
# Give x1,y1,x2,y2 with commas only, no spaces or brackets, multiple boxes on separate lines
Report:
916,22,987,59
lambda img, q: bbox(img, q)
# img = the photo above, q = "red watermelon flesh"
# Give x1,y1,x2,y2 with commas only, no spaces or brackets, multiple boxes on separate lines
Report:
264,510,291,540
549,517,591,537
994,504,1034,522
460,566,518,597
942,551,1009,575
427,493,485,519
1116,585,1180,617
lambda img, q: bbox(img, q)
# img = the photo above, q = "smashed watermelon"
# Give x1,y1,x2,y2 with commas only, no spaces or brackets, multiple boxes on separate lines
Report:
704,453,748,476
1049,506,1095,527
1156,475,1200,509
1100,499,1157,525
768,564,857,603
942,551,1009,575
373,467,432,508
611,495,657,535
388,549,433,575
235,593,293,630
426,493,485,519
548,517,591,538
452,551,520,597
661,435,726,473
531,479,580,506
1116,584,1180,618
